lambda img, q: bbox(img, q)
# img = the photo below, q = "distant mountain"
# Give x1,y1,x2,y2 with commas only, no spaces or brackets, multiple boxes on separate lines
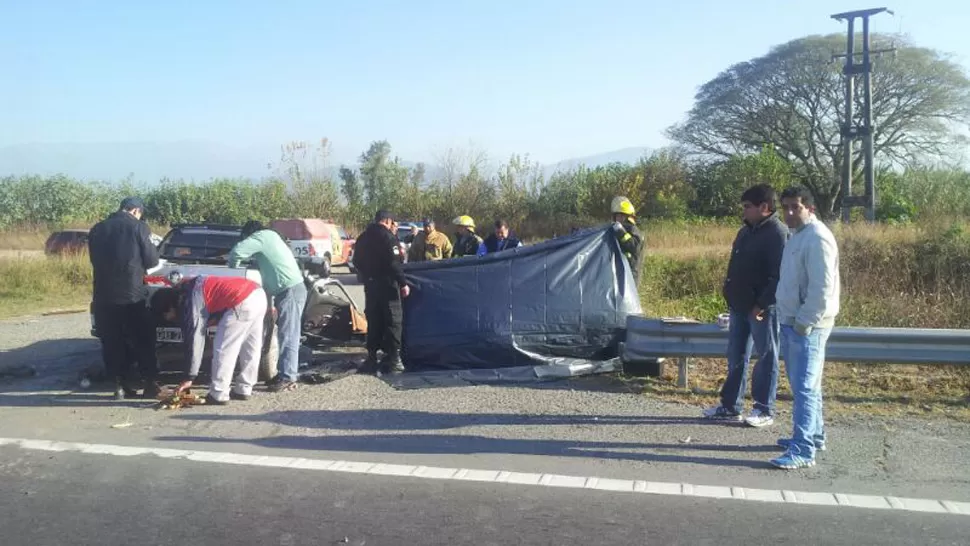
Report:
0,141,653,184
541,146,653,179
0,141,276,183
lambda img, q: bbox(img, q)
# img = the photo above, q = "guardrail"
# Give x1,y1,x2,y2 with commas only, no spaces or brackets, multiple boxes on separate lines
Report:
621,315,970,387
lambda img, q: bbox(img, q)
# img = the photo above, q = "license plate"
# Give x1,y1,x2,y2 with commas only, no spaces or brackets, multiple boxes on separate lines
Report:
157,328,182,343
156,326,216,342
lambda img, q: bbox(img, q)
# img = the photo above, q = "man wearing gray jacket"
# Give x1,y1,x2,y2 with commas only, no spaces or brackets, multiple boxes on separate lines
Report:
771,186,841,470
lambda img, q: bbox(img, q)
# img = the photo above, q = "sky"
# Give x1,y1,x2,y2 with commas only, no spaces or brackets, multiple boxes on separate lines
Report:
1,0,969,166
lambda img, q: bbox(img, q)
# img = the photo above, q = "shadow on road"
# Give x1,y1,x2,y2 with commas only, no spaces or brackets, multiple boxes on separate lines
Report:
172,408,732,430
153,432,777,469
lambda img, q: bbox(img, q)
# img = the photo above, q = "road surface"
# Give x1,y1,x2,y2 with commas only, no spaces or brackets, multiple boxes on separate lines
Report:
1,271,969,544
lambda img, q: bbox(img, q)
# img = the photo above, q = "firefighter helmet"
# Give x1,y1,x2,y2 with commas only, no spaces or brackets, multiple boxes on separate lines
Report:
452,215,476,229
611,196,636,216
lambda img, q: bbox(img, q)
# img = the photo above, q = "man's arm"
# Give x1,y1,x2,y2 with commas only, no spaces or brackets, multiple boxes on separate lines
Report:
441,236,453,259
227,233,261,268
755,226,787,310
137,222,160,270
615,223,642,256
181,281,209,380
407,233,423,262
795,233,839,332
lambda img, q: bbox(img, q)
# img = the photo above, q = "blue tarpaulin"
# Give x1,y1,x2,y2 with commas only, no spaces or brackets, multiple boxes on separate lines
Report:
400,225,643,372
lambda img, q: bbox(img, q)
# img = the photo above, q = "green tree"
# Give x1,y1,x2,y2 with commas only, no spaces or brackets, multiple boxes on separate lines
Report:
667,34,970,218
359,140,410,210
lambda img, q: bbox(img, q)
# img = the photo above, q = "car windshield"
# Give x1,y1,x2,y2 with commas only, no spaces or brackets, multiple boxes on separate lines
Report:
158,228,241,263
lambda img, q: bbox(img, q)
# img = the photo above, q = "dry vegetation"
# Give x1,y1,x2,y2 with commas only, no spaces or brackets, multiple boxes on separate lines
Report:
636,220,970,421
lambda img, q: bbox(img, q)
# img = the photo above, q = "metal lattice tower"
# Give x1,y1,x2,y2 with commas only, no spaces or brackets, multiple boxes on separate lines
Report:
831,7,895,223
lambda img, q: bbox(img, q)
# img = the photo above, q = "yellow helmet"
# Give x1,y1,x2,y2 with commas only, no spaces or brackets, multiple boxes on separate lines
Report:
611,196,636,216
452,215,475,229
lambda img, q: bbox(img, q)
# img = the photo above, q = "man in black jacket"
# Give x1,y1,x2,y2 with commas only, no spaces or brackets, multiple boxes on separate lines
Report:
703,184,789,427
352,210,411,376
88,197,161,400
482,219,523,254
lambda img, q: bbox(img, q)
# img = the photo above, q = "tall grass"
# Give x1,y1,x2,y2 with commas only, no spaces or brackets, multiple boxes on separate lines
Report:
640,221,970,329
0,254,93,318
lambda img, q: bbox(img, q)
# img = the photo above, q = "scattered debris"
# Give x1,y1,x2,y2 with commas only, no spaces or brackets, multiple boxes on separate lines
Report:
156,390,207,410
110,422,133,429
680,436,692,444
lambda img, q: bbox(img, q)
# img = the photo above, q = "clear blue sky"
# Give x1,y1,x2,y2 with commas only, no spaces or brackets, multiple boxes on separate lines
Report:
1,0,968,164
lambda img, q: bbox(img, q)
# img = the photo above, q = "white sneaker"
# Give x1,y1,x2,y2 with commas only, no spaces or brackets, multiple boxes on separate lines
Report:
744,409,774,428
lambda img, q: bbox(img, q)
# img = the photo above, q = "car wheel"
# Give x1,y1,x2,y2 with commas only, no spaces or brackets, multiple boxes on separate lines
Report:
259,317,279,382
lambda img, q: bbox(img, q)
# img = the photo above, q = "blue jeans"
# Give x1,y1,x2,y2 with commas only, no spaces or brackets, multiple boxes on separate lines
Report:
274,282,307,382
781,324,831,459
720,307,781,415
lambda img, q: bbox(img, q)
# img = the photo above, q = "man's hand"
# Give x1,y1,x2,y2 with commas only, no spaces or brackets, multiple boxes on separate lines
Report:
400,284,411,299
794,322,813,336
612,221,625,235
751,305,765,321
175,379,193,395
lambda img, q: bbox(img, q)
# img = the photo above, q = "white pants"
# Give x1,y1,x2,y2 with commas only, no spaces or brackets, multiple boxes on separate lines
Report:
209,289,267,401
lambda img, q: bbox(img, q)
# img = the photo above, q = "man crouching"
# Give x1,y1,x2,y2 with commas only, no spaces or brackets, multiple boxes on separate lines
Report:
150,275,267,405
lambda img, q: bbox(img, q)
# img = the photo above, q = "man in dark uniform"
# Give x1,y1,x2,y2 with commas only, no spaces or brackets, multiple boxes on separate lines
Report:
352,210,411,375
610,196,645,284
88,196,161,399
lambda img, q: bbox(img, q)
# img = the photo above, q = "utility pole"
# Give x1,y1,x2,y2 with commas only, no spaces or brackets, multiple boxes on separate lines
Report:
831,7,895,223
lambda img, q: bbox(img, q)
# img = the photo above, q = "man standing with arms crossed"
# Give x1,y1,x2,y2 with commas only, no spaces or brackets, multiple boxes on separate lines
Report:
771,186,841,470
229,220,306,393
703,184,788,427
88,196,161,400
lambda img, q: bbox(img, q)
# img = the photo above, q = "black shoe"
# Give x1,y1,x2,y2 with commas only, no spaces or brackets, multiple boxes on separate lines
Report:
378,355,405,375
114,380,138,400
357,354,380,375
229,391,251,401
142,381,163,399
267,379,298,393
204,395,229,406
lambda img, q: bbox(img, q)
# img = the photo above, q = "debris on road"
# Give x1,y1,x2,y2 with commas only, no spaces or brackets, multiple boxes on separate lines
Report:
156,391,206,410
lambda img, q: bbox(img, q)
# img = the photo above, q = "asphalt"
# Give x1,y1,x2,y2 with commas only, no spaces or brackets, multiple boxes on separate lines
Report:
2,269,970,543
0,446,966,546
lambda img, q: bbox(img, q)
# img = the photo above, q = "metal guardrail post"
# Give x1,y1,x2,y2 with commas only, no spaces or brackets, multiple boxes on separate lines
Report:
677,357,689,388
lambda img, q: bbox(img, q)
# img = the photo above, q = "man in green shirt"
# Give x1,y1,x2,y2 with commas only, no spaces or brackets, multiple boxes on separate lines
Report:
228,221,306,392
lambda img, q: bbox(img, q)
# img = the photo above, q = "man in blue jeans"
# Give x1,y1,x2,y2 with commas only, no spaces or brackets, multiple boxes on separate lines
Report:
229,220,307,393
771,186,841,470
703,184,788,427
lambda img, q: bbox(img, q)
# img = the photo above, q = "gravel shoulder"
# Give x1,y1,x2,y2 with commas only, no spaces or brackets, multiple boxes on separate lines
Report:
2,298,970,504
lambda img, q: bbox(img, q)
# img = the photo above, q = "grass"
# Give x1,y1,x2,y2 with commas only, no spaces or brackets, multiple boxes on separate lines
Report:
636,219,970,421
0,253,93,319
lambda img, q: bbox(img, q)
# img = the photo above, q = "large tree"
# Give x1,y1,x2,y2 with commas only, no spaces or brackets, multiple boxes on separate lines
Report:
667,34,970,217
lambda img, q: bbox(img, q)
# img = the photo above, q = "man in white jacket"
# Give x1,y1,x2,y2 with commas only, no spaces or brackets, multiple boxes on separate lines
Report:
771,186,841,470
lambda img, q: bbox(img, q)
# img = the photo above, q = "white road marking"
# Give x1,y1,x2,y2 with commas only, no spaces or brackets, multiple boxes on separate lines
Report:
2,436,968,516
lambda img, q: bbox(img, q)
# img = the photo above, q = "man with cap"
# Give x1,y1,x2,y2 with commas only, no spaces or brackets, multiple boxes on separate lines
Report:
352,210,411,375
88,196,161,400
407,218,453,262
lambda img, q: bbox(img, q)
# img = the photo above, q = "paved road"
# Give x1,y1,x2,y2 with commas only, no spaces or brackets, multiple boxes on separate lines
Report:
0,446,965,546
2,270,970,544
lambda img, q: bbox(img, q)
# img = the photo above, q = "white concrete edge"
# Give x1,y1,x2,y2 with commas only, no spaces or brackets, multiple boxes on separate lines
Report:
1,436,967,517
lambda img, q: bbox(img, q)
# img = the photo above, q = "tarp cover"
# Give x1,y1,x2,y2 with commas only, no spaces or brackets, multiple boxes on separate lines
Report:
401,224,643,372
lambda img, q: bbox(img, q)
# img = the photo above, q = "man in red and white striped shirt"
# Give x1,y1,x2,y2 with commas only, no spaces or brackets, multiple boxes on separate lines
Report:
150,275,267,404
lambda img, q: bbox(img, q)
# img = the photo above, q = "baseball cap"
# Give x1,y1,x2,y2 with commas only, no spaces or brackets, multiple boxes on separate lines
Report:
120,196,146,211
374,210,394,223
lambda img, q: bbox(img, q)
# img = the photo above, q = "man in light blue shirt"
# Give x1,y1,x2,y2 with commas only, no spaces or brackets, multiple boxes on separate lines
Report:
229,220,306,392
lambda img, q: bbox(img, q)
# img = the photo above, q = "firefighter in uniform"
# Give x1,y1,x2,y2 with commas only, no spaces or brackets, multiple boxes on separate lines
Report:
408,218,453,262
611,196,645,283
352,210,411,375
452,215,486,257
